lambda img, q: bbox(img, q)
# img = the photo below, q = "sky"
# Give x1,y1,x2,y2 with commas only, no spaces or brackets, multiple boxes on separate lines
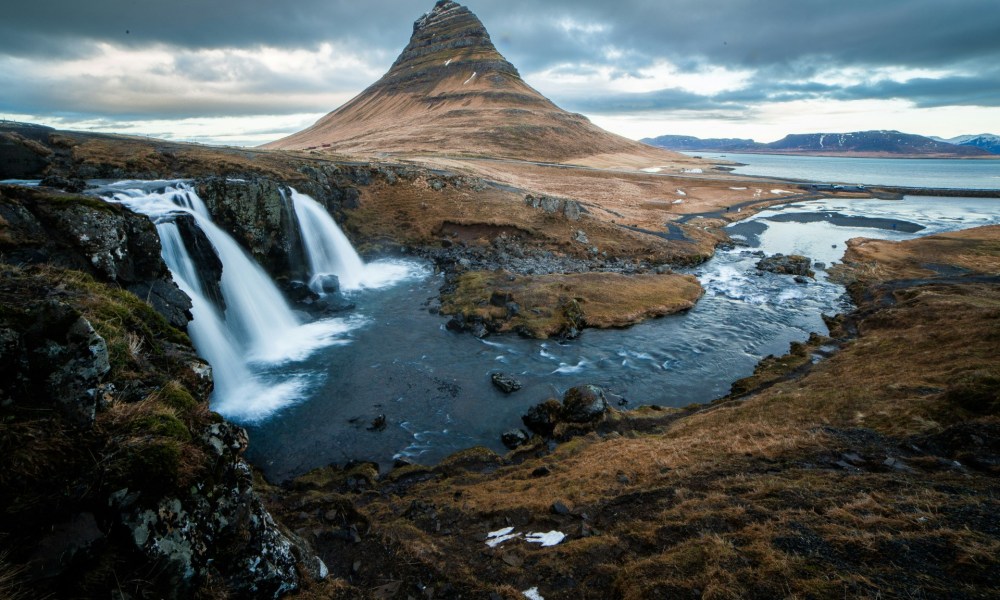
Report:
2,0,999,146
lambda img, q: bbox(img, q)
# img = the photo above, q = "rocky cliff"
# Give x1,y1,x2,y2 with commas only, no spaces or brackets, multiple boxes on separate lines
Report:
0,185,323,598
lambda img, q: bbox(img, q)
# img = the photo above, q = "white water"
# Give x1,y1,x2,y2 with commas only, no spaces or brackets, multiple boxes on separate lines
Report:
289,188,414,291
103,182,359,421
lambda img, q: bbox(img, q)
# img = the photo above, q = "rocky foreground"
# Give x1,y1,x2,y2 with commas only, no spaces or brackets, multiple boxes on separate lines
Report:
2,122,998,597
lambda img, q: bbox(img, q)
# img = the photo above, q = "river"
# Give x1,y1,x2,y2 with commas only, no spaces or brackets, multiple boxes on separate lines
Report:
242,194,1000,481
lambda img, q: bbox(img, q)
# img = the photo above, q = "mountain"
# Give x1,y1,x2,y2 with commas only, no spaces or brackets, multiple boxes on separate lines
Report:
933,134,1000,154
645,130,995,158
640,134,762,152
264,1,679,164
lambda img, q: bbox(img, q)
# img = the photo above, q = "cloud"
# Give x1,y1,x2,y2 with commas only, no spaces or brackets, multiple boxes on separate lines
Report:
0,42,383,118
1,0,997,143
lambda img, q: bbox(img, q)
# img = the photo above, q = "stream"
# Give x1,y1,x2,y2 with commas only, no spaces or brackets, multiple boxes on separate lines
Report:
244,195,1000,481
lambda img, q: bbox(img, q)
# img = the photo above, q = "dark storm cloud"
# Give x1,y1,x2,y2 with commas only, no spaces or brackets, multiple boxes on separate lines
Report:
2,0,998,123
6,1,998,69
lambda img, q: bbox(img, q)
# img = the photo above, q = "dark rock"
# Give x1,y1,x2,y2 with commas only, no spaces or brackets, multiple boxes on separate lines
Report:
0,127,53,179
115,458,302,597
469,321,488,338
489,290,514,307
504,301,520,317
196,177,307,279
39,175,87,193
756,253,815,277
285,280,319,303
172,213,226,311
531,466,552,477
522,399,563,436
491,372,522,394
368,414,387,432
126,279,192,330
501,429,530,449
551,501,571,516
26,303,110,426
313,273,341,294
563,201,583,221
561,384,609,423
29,512,105,578
445,315,466,333
312,293,356,314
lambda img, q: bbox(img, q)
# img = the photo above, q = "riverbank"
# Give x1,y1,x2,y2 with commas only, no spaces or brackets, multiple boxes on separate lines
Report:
269,225,1000,599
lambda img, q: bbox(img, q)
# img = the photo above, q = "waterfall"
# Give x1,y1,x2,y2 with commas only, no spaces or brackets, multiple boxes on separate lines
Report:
104,182,349,422
289,189,367,291
289,188,415,291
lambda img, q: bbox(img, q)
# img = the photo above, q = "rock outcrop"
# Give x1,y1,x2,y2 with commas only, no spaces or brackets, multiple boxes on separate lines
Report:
756,253,815,278
0,184,192,328
0,185,321,598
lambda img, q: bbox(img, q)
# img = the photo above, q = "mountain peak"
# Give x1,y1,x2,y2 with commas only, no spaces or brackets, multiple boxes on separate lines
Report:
263,1,680,164
379,0,519,91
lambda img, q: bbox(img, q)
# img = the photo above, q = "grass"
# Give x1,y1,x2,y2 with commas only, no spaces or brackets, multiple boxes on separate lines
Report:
441,270,703,338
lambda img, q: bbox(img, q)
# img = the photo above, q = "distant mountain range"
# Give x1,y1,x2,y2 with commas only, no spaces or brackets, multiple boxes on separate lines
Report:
642,130,1000,158
931,134,1000,155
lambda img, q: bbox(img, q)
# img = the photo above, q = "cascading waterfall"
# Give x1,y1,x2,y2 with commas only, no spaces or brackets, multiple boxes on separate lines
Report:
289,189,366,291
104,182,353,422
288,188,415,291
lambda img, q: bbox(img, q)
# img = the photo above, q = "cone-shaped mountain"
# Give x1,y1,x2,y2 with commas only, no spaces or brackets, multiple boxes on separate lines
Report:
264,0,677,163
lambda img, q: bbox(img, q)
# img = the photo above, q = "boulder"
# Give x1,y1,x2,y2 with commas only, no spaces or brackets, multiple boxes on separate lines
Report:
312,273,341,295
491,372,522,394
561,384,609,423
501,429,530,449
756,253,814,277
522,399,563,436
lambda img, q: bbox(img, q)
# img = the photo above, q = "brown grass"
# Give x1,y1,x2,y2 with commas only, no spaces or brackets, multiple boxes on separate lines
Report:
838,225,1000,282
441,270,703,338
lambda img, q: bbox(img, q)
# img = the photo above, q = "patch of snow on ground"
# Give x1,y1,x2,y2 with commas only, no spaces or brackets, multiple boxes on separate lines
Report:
771,189,795,195
486,527,520,548
673,199,684,204
641,167,663,173
526,531,566,547
682,168,704,174
730,187,747,190
463,71,477,85
444,58,452,66
675,189,687,196
523,588,545,600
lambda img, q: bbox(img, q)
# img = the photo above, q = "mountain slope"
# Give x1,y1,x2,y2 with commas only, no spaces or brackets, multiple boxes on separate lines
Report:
935,134,1000,154
645,130,995,157
263,1,680,164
